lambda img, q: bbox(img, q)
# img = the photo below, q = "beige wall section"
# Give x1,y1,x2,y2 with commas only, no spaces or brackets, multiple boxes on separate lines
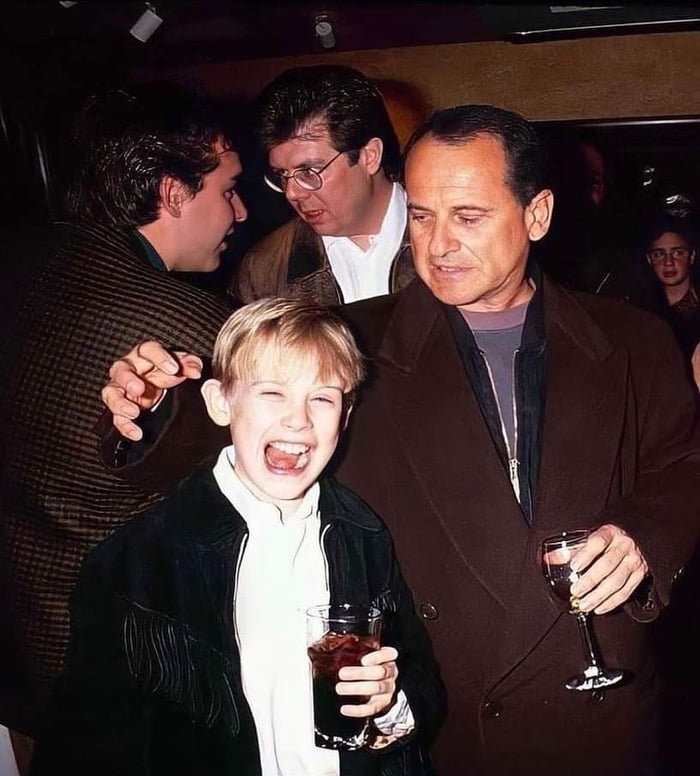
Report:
142,30,700,121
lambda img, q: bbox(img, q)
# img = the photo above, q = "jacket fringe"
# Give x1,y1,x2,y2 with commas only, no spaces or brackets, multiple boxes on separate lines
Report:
123,602,239,734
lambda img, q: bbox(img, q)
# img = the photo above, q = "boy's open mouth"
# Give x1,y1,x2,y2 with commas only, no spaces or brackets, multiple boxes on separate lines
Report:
265,441,310,471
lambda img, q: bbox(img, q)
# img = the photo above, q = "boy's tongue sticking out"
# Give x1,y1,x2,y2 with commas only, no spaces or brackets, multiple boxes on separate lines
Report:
266,442,309,471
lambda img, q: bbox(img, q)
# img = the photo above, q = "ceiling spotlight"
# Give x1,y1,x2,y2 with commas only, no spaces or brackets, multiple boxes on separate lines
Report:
130,3,163,43
59,1,79,7
314,14,336,48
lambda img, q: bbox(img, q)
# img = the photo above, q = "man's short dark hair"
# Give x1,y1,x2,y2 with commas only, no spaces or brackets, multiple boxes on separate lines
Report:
404,105,544,207
644,214,699,251
65,85,236,229
257,65,401,181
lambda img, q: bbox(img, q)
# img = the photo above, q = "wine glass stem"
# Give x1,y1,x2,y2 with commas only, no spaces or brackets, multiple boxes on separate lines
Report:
576,612,602,668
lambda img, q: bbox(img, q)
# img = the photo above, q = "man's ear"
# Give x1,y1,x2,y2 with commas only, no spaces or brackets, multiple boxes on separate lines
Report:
201,379,231,427
159,176,189,218
525,189,554,242
359,137,384,176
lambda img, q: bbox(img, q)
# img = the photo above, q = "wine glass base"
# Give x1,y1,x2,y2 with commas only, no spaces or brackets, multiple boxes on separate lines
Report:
565,665,625,692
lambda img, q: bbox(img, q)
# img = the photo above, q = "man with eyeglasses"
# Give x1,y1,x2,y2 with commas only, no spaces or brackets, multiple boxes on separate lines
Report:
645,217,700,387
234,65,416,305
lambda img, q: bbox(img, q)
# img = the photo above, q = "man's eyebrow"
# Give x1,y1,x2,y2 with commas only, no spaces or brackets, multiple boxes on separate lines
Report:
452,205,492,214
271,157,327,172
407,202,432,212
407,202,492,214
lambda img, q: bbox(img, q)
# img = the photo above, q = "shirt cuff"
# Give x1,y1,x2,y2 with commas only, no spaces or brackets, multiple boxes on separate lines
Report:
150,388,168,412
373,689,415,737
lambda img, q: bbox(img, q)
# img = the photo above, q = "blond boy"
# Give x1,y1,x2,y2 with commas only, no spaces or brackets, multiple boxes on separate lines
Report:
33,299,444,776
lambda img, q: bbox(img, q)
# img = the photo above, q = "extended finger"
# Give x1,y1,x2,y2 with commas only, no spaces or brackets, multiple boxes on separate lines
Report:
134,340,181,375
108,359,148,397
101,383,139,417
112,412,143,441
171,352,204,379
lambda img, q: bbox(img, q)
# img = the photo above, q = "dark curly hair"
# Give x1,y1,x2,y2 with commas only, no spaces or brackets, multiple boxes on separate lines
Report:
65,85,237,229
257,65,401,182
404,104,544,207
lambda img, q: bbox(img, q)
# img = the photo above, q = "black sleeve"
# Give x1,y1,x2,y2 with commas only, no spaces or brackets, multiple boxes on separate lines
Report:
31,557,151,775
98,374,228,493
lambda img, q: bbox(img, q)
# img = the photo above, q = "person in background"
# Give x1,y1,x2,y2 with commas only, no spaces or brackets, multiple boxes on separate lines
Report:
0,85,245,747
644,216,700,380
32,299,444,776
234,65,415,305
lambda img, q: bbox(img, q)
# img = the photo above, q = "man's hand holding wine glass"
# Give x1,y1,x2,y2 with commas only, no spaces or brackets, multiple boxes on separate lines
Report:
568,524,650,615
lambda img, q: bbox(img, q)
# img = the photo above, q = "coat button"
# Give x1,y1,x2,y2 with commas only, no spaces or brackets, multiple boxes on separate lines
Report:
672,566,685,583
483,701,503,719
419,602,439,620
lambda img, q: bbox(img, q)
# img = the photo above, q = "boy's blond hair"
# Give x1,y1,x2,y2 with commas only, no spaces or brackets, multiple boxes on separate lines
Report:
212,298,366,399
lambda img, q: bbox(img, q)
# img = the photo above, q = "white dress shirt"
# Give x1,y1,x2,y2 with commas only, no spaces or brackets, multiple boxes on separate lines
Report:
322,183,407,303
212,446,414,776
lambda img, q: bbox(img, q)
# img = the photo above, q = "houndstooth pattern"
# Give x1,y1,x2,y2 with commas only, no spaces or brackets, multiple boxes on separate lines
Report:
0,222,233,732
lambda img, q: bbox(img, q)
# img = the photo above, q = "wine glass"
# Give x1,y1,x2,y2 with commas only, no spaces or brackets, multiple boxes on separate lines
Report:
542,530,625,691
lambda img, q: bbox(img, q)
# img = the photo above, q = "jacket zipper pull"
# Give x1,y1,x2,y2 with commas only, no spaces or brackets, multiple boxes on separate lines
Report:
509,458,519,489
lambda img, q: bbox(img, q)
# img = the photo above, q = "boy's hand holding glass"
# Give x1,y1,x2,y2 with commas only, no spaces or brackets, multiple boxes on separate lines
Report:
336,645,399,719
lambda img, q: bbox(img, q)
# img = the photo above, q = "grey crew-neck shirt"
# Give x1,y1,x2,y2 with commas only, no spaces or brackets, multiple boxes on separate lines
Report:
459,302,529,459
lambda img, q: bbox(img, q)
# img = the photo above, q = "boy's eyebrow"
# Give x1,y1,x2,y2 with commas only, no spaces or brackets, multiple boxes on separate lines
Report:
251,379,345,391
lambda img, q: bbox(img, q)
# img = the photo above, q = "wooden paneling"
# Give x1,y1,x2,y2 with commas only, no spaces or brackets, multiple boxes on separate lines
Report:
135,30,700,121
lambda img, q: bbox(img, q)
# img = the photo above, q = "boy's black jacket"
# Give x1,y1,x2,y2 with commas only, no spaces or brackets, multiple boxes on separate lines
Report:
31,467,445,776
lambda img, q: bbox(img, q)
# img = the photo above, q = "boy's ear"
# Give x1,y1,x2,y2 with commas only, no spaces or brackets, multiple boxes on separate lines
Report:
201,379,231,427
159,176,189,218
341,401,354,431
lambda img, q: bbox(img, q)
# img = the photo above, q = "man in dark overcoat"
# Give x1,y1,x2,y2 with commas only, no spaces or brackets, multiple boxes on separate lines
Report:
102,105,700,776
0,87,246,739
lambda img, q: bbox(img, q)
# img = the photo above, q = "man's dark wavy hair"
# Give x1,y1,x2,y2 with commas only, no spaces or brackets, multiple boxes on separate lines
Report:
257,65,401,182
65,85,236,229
404,104,544,207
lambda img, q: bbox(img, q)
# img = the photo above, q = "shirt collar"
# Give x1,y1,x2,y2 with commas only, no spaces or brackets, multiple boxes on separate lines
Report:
322,182,407,251
133,229,168,272
212,445,320,525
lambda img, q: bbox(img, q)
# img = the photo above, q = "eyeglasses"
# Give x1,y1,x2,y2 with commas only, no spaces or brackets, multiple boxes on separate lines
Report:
648,247,692,263
264,150,347,193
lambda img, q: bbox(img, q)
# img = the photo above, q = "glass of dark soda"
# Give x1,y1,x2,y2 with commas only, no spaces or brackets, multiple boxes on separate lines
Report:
306,604,382,750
